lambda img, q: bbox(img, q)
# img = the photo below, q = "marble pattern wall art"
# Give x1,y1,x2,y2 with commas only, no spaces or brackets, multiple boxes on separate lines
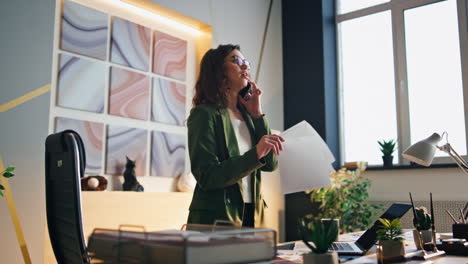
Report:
57,54,105,113
109,67,150,120
152,78,186,126
151,131,185,177
61,0,108,60
152,31,187,81
55,117,104,174
106,125,147,176
53,1,194,190
111,17,151,71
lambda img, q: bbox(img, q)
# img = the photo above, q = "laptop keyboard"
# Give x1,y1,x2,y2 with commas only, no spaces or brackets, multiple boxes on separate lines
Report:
331,242,354,251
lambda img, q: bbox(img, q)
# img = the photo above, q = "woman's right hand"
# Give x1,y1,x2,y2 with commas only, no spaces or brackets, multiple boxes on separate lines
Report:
256,135,285,159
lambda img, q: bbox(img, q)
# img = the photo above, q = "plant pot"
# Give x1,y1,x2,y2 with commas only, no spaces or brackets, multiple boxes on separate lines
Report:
302,252,339,264
382,156,394,168
413,229,432,249
378,240,405,260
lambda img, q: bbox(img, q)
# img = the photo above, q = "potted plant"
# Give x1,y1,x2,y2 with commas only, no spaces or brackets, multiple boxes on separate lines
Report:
307,164,382,234
378,139,397,168
0,166,15,197
412,206,432,249
376,218,405,262
298,217,339,264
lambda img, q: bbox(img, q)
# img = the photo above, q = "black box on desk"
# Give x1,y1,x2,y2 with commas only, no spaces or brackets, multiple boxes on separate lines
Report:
453,223,468,240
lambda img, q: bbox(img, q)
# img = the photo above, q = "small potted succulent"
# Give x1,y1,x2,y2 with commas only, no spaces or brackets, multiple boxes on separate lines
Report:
376,218,405,262
378,139,397,168
412,207,433,249
0,166,15,197
298,217,339,264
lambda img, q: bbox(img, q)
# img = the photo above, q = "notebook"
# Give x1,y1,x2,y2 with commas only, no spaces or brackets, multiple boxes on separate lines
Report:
330,203,412,255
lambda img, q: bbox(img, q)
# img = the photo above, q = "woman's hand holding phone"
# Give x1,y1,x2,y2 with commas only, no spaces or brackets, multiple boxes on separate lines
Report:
238,77,263,119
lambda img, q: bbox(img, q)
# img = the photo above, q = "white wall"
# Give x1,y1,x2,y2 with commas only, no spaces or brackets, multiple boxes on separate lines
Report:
367,167,468,202
0,0,54,263
0,0,283,263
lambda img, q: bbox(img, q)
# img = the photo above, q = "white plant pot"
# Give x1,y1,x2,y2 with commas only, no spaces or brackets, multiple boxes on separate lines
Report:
302,252,338,264
413,229,432,250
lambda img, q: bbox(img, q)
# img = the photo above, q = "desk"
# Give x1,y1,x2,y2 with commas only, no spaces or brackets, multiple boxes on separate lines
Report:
277,231,468,264
343,248,468,264
344,254,467,264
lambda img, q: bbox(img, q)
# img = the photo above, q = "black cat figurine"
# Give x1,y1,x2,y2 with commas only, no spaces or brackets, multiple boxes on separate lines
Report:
122,156,144,192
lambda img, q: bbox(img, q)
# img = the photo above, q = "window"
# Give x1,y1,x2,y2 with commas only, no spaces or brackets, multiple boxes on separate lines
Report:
405,0,466,158
337,0,468,166
337,0,389,15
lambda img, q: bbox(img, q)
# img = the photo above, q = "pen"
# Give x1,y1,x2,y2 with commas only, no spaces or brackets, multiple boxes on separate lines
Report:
463,202,468,220
430,193,438,252
459,208,466,224
430,193,435,228
446,209,459,224
409,192,418,223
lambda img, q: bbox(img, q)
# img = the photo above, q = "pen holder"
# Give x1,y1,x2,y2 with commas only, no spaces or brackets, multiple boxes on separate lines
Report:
453,223,468,240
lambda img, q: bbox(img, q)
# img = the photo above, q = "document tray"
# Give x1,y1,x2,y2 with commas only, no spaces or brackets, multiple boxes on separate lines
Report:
87,226,277,264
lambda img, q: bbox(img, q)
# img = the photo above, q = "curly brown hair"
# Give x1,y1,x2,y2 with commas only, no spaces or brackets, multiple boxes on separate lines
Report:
192,44,240,108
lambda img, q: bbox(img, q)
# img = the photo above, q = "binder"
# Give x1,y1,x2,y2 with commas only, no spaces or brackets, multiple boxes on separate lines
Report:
87,225,277,264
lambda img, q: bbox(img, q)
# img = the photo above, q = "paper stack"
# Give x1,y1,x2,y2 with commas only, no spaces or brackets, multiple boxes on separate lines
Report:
278,121,335,194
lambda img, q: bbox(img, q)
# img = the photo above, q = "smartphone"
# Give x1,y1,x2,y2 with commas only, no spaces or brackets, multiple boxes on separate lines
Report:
238,83,252,100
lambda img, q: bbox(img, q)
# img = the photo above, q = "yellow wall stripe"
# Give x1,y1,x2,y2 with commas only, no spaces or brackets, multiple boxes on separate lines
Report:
0,158,32,264
0,84,51,112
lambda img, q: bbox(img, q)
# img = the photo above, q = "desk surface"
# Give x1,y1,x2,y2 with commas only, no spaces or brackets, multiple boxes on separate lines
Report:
277,231,468,264
344,250,467,264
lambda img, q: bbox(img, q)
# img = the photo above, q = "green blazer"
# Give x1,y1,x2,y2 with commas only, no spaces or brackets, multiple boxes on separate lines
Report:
186,104,278,227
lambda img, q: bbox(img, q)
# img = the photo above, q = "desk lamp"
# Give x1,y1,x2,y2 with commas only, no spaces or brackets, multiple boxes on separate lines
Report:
402,132,457,259
402,132,468,174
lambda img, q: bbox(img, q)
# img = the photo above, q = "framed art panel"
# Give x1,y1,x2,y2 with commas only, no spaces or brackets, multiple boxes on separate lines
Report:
150,131,186,178
109,66,150,120
152,31,187,81
55,117,104,174
151,77,186,126
111,17,151,71
57,54,106,113
106,125,147,176
61,0,108,60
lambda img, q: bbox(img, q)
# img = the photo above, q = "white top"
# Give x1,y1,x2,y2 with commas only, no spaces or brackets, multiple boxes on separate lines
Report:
228,109,253,203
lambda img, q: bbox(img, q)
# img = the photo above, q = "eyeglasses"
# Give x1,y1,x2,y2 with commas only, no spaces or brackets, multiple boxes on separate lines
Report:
230,56,251,70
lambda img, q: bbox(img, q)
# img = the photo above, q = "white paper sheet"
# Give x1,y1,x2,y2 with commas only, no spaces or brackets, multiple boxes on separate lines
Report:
278,121,335,194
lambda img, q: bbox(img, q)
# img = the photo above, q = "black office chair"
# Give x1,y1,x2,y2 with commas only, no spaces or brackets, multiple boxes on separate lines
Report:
45,130,90,264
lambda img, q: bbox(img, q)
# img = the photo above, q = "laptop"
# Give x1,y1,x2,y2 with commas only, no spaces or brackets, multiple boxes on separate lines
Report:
329,203,412,255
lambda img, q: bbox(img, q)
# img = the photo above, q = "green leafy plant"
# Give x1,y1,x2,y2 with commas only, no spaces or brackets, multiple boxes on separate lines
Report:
0,166,15,197
413,206,431,231
307,165,381,233
376,218,404,241
298,217,338,254
378,139,397,157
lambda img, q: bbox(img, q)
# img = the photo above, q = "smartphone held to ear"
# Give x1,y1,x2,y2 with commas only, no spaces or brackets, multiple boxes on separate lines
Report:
239,83,252,100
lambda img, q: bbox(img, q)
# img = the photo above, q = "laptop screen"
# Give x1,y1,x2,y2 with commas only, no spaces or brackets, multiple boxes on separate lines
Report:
355,203,412,251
